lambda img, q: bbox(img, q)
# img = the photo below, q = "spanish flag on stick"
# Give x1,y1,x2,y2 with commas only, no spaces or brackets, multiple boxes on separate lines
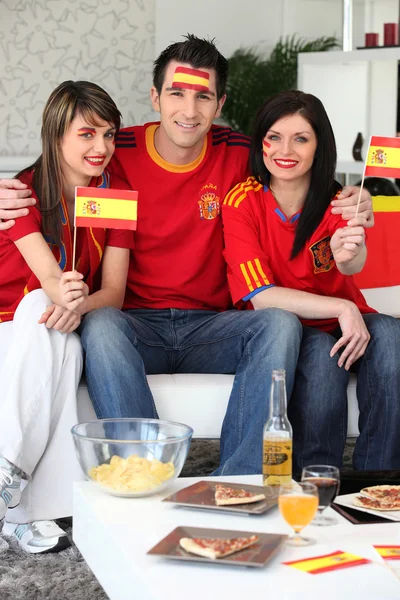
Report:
72,186,137,269
75,186,137,230
352,136,400,289
365,136,400,178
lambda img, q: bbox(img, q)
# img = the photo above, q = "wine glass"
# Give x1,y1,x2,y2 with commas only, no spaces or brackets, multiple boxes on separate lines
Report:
301,465,340,526
278,481,319,546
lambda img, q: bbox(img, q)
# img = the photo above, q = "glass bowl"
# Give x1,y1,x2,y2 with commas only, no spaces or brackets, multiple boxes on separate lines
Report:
71,418,193,497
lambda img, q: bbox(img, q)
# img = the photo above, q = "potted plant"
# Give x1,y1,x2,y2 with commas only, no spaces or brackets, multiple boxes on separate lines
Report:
222,35,339,136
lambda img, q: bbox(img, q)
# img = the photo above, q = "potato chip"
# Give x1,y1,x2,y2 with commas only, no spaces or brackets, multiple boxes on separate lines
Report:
89,454,175,493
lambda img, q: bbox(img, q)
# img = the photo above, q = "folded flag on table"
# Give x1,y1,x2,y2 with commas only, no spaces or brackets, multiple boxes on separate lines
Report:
353,195,400,289
75,187,138,230
365,136,400,179
283,550,370,574
374,545,400,560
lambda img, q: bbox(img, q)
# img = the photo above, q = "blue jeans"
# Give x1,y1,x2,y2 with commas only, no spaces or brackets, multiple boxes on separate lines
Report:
79,307,302,475
290,314,400,471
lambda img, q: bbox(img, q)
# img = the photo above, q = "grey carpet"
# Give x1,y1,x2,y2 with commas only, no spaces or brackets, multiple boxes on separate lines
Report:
0,439,355,600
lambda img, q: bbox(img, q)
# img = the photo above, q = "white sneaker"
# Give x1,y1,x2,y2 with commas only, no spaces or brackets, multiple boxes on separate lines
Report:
0,456,22,520
2,520,71,554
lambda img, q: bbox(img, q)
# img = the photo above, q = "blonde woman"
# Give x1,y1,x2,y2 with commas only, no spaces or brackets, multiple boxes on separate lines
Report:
0,81,134,553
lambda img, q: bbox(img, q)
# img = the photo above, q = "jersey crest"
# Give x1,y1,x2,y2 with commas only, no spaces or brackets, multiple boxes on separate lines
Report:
309,236,334,273
198,184,220,220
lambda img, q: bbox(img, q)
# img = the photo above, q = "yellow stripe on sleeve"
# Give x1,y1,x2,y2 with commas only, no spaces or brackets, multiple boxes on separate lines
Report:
240,263,254,292
247,260,262,288
254,258,270,285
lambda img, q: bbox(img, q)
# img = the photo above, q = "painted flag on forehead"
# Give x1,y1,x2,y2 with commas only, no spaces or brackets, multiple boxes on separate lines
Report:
365,136,400,178
172,66,210,91
353,195,400,289
75,187,137,230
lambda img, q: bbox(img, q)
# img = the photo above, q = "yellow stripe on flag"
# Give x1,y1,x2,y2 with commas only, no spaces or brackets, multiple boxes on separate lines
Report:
367,145,400,169
173,73,209,87
75,196,137,220
372,195,400,213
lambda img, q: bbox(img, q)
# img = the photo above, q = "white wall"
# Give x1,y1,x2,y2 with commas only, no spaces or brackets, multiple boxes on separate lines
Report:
155,0,344,58
0,0,155,156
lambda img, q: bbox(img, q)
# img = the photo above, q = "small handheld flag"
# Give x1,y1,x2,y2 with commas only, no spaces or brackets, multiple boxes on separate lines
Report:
75,187,137,231
365,136,400,179
355,135,400,217
72,186,137,269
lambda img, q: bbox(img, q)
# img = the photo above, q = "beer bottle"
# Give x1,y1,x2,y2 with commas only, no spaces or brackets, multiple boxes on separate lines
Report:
263,369,292,486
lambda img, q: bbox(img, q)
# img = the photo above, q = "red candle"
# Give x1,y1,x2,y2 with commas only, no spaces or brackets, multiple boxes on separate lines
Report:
384,23,398,46
365,33,379,47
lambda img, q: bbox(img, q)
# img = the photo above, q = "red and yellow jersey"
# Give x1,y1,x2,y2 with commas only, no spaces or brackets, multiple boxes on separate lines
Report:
109,122,250,311
0,170,134,323
222,176,375,332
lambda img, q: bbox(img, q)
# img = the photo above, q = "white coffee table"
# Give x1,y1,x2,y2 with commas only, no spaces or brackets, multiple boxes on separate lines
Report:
73,475,400,600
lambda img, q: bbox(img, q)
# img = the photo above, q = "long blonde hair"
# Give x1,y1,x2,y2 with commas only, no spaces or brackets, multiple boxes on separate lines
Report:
17,80,122,247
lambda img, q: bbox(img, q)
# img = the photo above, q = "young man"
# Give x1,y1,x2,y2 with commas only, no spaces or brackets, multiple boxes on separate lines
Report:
0,35,373,475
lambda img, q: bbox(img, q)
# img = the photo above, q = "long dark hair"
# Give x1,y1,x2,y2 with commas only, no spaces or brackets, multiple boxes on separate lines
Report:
16,80,122,248
153,33,228,101
250,90,340,258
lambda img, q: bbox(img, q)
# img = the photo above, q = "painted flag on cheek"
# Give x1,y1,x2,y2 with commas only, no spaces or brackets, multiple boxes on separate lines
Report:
74,186,138,230
263,140,271,158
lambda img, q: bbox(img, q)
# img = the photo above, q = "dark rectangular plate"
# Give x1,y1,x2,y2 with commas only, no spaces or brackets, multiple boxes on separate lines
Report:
162,480,278,515
332,502,393,525
147,525,287,568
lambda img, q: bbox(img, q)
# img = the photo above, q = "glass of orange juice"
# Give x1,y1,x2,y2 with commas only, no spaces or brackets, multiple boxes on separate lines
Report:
278,482,319,546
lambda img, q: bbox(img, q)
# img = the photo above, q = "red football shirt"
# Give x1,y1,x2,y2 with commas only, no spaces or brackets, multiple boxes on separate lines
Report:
109,122,250,311
0,171,134,323
222,176,375,332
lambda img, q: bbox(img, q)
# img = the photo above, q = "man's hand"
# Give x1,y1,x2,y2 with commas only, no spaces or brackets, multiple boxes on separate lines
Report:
331,185,374,228
330,217,366,267
0,179,35,231
330,301,370,370
38,304,81,333
58,271,89,312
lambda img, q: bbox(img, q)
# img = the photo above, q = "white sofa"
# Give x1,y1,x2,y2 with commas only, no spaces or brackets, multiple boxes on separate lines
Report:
77,286,400,439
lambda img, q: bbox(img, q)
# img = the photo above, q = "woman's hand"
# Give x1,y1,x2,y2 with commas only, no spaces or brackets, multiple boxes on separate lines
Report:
330,301,370,370
331,186,374,227
38,304,81,333
58,270,89,311
330,218,366,267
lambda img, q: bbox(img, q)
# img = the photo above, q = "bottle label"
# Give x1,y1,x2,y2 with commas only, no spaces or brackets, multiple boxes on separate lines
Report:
263,446,289,465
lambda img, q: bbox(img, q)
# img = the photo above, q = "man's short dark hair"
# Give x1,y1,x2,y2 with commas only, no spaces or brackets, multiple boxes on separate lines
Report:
153,34,228,101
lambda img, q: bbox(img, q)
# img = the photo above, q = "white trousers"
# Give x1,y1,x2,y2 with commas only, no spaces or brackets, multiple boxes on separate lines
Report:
0,290,85,523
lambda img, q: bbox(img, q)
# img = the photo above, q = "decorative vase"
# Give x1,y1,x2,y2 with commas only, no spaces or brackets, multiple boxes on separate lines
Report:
352,132,363,162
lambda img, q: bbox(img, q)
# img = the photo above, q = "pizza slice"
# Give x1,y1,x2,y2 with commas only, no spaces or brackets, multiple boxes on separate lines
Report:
360,485,400,503
353,495,400,511
214,484,266,506
179,535,259,559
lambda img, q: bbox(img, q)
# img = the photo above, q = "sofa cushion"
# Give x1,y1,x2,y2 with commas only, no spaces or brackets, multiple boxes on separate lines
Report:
77,373,360,438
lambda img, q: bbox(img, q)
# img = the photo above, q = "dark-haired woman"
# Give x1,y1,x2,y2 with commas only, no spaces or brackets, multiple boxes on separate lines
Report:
0,80,134,552
222,90,400,473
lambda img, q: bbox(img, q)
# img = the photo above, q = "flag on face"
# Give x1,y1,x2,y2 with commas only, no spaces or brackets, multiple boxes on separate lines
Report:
171,66,210,92
353,195,400,289
75,187,138,230
365,136,400,178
